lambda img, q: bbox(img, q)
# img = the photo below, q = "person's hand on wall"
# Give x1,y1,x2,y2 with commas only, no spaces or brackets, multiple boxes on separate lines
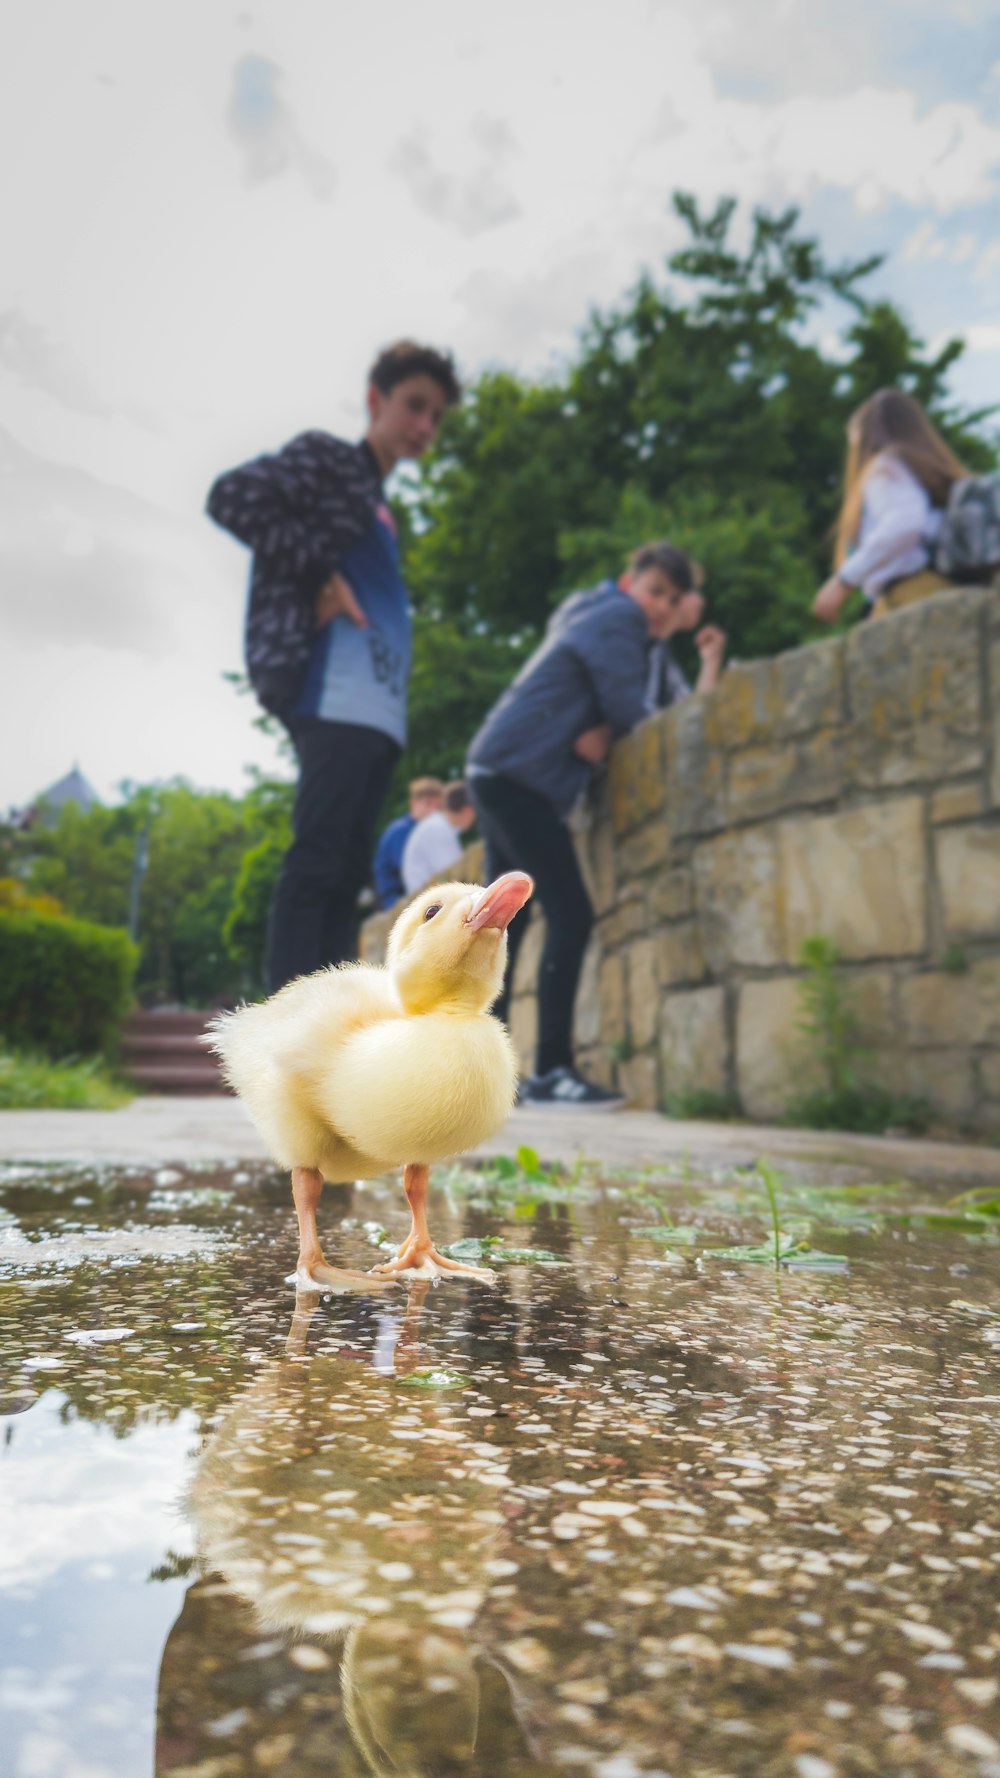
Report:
315,571,368,630
573,723,614,764
812,575,852,624
694,624,727,693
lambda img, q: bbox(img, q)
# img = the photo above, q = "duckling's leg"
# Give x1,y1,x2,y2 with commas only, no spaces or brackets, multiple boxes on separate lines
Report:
291,1166,393,1292
371,1163,496,1282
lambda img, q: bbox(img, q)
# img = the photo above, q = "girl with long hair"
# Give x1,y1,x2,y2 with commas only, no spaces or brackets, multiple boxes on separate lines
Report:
813,388,968,623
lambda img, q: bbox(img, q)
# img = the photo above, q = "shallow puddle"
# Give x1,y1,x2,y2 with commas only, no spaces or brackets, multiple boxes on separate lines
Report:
2,1154,999,1777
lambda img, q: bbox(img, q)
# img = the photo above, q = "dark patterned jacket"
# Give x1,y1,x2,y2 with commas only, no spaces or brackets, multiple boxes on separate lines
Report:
207,432,383,717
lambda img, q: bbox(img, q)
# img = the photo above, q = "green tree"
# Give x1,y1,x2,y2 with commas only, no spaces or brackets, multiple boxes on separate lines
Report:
400,191,997,764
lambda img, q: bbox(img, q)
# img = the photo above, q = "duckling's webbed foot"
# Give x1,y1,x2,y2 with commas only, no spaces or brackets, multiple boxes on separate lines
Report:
291,1165,393,1294
371,1237,496,1283
370,1162,497,1285
290,1258,395,1293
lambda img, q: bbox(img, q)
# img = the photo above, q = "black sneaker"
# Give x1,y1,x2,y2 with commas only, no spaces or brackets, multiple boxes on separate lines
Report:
519,1066,627,1111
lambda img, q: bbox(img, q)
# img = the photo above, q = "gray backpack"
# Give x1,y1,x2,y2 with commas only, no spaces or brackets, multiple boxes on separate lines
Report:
935,474,1000,581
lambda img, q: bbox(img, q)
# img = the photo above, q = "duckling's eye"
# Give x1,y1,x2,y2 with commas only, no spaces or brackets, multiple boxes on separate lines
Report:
422,903,442,922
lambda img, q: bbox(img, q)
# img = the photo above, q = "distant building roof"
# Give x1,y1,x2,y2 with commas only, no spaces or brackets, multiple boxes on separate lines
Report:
33,766,101,821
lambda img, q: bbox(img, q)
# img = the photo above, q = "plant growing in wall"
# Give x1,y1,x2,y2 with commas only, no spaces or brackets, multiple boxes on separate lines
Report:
790,935,929,1134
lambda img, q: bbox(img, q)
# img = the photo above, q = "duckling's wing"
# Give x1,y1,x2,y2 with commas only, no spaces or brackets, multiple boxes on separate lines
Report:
207,964,400,1171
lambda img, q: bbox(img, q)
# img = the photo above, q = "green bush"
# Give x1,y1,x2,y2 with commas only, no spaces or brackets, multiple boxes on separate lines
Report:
0,909,137,1059
0,1047,131,1109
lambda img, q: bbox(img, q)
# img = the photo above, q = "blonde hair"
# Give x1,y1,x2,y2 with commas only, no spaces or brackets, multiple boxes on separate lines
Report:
835,389,968,567
409,776,444,800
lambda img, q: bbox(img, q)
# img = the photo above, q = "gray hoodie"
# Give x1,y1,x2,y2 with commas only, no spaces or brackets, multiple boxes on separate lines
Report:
466,580,651,816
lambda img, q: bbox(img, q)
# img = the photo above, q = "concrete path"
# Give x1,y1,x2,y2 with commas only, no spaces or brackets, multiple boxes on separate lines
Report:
1,1095,998,1185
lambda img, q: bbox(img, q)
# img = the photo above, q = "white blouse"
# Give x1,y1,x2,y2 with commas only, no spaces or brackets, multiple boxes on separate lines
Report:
840,454,943,602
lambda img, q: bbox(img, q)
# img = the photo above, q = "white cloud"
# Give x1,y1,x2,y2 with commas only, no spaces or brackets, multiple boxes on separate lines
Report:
226,53,336,201
387,119,520,236
0,0,998,807
963,323,1000,353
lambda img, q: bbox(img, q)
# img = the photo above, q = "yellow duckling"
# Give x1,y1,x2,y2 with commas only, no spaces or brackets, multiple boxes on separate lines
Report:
208,871,533,1286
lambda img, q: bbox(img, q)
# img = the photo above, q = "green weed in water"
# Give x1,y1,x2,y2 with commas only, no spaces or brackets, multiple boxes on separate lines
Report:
443,1235,566,1265
706,1157,849,1271
397,1367,471,1390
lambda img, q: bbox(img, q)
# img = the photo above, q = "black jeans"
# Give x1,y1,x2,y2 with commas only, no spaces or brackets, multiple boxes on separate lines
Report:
470,773,593,1077
267,718,400,992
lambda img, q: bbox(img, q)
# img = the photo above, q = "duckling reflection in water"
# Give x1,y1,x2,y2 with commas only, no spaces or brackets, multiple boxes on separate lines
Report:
208,874,533,1288
187,1287,536,1776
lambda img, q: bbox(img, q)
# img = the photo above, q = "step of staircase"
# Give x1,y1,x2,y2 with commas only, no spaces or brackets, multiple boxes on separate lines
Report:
125,1063,228,1095
122,1009,229,1096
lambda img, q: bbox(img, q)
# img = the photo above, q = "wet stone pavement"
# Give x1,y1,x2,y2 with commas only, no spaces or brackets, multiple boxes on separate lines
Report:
1,1154,999,1778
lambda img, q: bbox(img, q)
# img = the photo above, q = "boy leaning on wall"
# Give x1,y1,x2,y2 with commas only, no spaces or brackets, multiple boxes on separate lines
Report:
466,541,725,1108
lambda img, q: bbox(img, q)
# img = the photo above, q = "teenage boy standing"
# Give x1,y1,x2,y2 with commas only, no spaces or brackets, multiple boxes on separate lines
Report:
466,541,725,1108
207,342,460,990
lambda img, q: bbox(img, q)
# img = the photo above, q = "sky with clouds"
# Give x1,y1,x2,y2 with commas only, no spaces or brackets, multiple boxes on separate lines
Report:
2,0,999,812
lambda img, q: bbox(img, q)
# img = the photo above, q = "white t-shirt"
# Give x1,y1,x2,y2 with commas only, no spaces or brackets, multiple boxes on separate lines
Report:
401,810,463,896
840,454,943,602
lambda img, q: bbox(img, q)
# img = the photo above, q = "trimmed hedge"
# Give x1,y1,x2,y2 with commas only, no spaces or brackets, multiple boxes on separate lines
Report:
0,910,137,1059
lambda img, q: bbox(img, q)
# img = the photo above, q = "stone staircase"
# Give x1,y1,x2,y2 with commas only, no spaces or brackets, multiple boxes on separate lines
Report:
121,1008,229,1096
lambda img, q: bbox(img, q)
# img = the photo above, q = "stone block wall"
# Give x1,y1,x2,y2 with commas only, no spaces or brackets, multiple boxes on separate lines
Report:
361,585,1000,1129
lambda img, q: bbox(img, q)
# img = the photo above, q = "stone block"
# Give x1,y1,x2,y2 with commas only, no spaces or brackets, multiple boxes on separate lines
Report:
507,994,536,1074
576,1046,616,1089
599,951,626,1045
573,943,602,1050
845,587,985,790
511,910,545,997
979,1051,1000,1099
726,742,795,824
904,1048,977,1122
647,867,694,923
736,977,802,1119
359,911,392,965
781,796,927,961
656,920,706,988
901,960,1000,1047
625,935,661,1048
659,985,728,1100
726,731,842,824
587,816,617,915
665,698,726,838
693,826,785,970
774,639,845,739
849,968,898,1047
460,839,486,882
826,968,903,1097
931,781,987,824
597,887,647,949
937,823,1000,938
990,634,1000,807
608,713,667,836
704,657,782,751
617,817,671,881
617,1051,660,1110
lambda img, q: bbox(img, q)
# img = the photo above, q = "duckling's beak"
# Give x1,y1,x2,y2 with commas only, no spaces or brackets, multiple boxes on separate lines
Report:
466,871,534,933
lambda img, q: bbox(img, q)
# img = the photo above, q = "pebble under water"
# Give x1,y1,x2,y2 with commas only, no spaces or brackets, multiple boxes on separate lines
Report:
1,1151,999,1778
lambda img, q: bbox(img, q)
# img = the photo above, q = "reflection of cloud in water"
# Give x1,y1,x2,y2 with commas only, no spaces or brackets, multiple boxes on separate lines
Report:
0,1394,196,1593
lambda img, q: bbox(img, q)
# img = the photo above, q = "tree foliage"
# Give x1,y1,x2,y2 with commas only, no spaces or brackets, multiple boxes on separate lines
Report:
5,193,996,1000
1,774,294,1007
397,192,996,785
